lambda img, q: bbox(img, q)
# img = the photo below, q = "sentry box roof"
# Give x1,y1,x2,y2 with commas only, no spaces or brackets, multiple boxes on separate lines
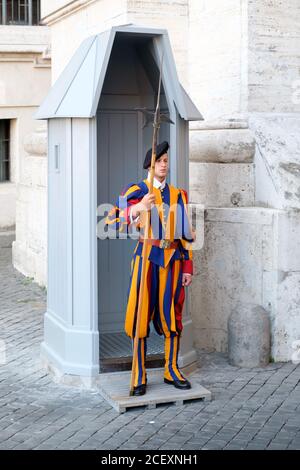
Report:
34,24,203,122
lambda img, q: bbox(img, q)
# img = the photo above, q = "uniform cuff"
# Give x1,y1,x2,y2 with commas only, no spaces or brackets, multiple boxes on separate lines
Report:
182,260,193,275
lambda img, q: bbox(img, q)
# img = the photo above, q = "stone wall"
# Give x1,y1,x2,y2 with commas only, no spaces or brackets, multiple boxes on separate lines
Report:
188,0,248,121
189,0,300,361
12,125,48,285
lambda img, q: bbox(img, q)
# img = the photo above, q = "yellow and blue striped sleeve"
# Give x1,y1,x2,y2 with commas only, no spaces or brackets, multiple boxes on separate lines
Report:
105,183,144,234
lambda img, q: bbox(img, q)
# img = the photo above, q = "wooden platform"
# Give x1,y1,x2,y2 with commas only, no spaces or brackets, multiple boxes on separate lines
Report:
97,368,211,413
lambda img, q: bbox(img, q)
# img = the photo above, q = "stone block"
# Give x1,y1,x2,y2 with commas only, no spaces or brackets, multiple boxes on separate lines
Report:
228,303,271,367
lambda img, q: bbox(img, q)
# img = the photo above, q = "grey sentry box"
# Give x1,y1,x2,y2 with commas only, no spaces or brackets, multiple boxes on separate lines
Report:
34,24,203,379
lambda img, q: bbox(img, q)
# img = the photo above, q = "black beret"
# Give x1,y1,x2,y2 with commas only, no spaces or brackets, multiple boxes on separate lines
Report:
143,141,169,169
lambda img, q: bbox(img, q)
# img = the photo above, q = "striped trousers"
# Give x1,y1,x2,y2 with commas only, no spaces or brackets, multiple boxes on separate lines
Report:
125,243,188,388
125,243,186,340
132,333,187,387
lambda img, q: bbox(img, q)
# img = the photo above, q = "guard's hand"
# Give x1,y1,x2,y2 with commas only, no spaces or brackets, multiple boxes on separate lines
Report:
182,273,192,287
140,193,156,211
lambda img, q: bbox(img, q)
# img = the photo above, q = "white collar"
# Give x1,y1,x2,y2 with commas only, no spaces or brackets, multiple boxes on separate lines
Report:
147,172,166,190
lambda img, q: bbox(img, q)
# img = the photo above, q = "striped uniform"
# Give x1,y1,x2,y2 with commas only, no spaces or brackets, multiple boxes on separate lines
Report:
105,178,194,387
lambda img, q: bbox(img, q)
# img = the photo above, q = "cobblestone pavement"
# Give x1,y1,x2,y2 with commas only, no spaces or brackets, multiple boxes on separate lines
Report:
0,232,300,450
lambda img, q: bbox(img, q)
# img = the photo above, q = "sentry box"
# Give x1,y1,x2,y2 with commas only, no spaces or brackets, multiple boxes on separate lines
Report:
34,24,203,381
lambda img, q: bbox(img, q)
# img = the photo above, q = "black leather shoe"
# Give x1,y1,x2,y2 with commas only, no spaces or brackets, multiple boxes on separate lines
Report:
164,378,192,390
133,383,147,396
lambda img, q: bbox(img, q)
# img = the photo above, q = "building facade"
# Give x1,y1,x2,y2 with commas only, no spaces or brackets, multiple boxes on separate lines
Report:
0,0,51,283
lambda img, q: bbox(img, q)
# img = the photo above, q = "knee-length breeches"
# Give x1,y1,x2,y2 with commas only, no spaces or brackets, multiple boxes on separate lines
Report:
124,243,186,339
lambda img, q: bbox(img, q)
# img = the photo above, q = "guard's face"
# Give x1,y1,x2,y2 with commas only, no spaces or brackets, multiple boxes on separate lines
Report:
154,153,169,179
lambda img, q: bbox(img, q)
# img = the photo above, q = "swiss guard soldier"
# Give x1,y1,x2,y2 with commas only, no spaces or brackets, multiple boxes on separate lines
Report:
105,141,195,396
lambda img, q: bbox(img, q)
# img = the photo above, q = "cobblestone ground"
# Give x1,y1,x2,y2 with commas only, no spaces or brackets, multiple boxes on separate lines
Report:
0,231,300,450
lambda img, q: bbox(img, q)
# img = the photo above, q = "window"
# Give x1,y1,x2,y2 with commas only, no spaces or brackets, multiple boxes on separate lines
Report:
0,120,10,182
1,0,41,25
